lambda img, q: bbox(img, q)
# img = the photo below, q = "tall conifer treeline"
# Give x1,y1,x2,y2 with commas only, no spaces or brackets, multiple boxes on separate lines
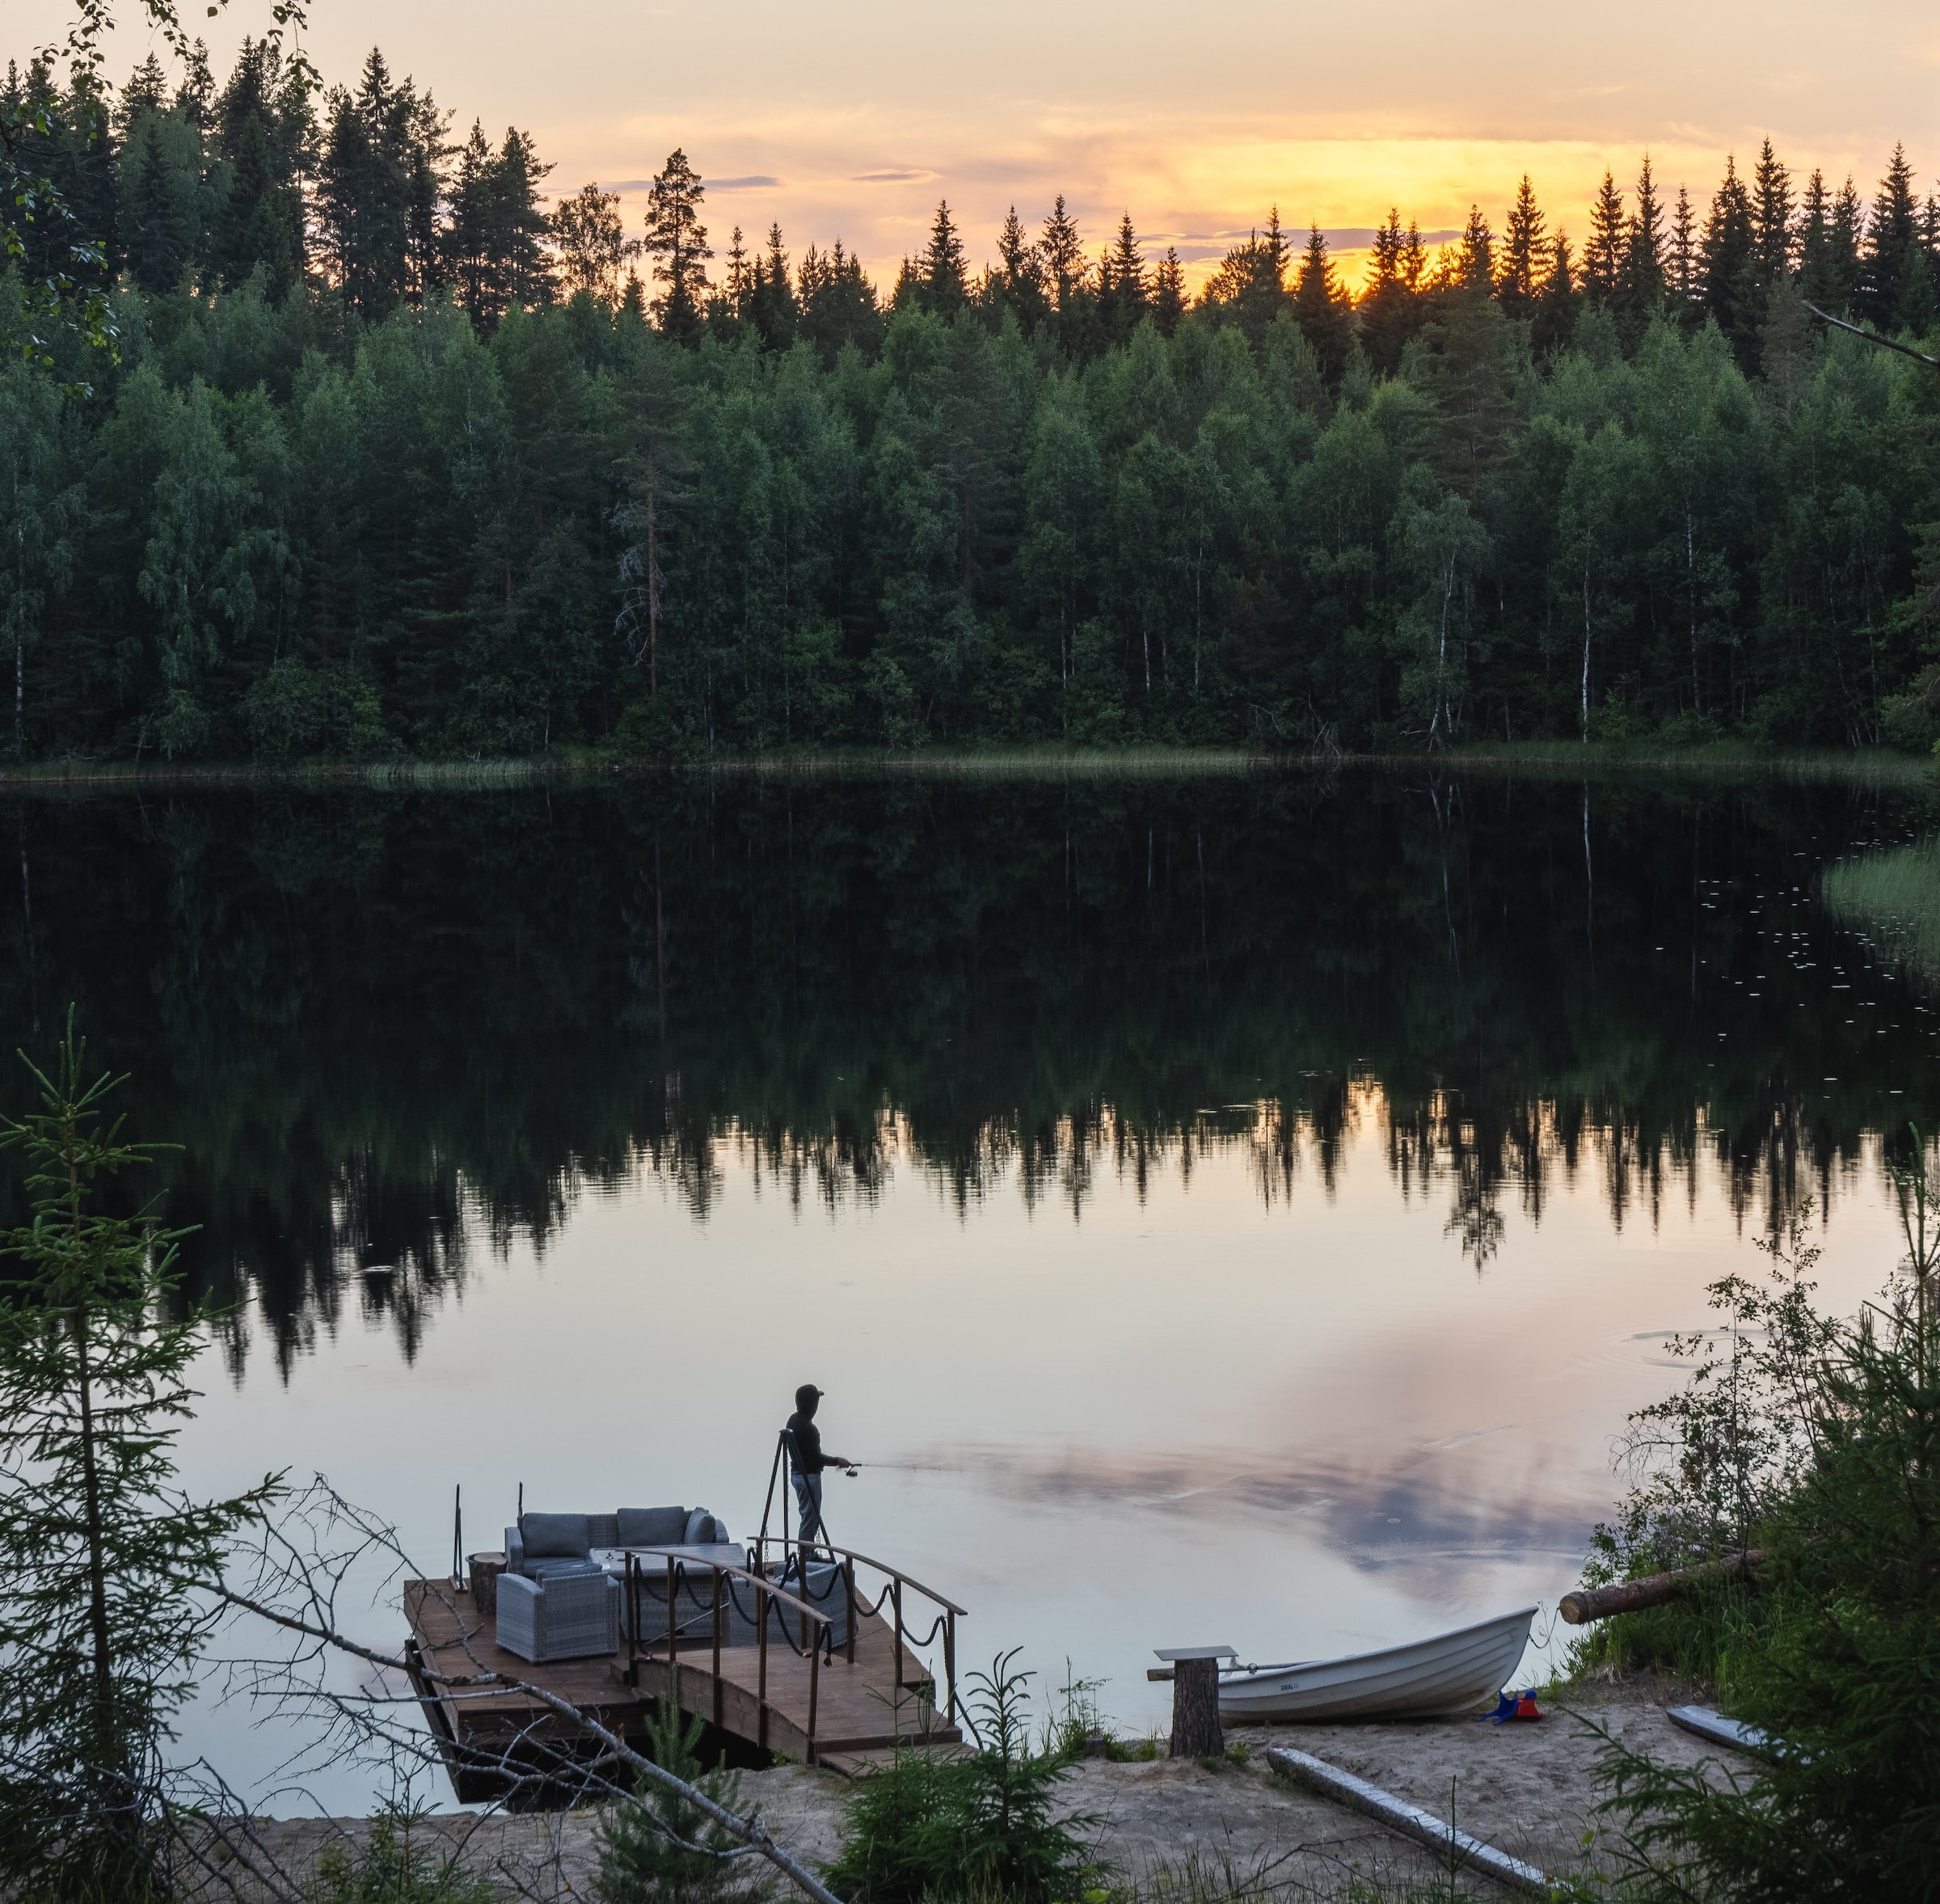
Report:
4,41,1940,759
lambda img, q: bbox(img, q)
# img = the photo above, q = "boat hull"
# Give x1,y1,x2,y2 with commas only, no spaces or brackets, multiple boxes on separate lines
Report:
1218,1605,1538,1722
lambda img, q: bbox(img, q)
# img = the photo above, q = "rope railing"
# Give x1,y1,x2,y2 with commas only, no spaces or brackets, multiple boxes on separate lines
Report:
753,1535,962,1729
622,1551,835,1762
600,1530,966,1748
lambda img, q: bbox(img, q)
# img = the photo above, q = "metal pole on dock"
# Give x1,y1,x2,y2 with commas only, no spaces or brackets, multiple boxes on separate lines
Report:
808,1630,820,1765
711,1568,724,1727
757,1580,770,1750
626,1554,639,1686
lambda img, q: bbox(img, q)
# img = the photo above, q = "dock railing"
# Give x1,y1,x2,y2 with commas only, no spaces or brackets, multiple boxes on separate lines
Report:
752,1535,966,1731
622,1551,835,1758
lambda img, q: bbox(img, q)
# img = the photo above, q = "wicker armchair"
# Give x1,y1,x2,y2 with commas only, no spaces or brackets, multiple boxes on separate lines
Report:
495,1565,619,1662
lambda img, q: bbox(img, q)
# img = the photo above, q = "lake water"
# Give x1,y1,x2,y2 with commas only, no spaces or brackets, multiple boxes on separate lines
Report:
5,765,1935,1811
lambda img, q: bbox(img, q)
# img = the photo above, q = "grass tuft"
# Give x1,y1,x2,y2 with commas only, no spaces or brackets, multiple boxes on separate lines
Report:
1821,837,1940,982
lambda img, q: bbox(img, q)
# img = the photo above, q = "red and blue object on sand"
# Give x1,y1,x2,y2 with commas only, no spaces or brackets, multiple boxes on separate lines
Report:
1486,1689,1542,1724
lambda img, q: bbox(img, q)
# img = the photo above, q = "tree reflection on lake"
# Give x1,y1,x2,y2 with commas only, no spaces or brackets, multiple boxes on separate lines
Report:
2,765,1932,1378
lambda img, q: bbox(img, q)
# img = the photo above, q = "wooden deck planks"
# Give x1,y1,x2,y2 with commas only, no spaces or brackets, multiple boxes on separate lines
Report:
403,1577,963,1783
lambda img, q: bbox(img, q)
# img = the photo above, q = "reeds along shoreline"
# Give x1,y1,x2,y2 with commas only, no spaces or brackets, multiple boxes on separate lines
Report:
0,741,1932,792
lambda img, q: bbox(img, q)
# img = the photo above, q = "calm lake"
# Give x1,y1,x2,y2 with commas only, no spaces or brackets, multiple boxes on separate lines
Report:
6,764,1935,1810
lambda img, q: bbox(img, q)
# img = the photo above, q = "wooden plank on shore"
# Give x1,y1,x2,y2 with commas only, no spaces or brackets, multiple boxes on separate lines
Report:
1264,1746,1551,1899
1666,1704,1775,1758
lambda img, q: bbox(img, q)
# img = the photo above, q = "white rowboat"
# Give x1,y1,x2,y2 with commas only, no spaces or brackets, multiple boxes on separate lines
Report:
1217,1604,1539,1722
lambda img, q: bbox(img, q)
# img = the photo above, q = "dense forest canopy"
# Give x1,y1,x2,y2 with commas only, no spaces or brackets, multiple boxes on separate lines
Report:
3,41,1940,760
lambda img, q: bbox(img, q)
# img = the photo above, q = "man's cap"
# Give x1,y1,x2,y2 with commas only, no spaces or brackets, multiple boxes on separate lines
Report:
795,1383,824,1408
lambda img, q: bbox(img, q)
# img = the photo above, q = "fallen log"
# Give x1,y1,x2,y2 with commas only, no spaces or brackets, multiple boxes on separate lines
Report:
1558,1549,1764,1625
1264,1746,1550,1898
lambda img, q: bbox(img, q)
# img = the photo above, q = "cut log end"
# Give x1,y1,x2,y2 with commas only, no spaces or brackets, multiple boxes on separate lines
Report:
1558,1549,1765,1625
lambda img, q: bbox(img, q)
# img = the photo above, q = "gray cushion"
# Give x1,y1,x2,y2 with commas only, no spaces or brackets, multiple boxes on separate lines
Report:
684,1506,715,1546
520,1513,592,1559
616,1505,688,1546
527,1556,603,1581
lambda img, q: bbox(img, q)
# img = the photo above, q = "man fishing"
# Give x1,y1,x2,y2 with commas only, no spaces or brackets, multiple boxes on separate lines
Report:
783,1383,854,1560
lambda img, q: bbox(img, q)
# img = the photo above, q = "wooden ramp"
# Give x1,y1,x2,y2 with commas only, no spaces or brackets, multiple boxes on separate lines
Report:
403,1545,965,1802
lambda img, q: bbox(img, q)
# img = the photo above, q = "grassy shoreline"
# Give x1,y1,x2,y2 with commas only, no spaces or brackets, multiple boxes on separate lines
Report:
0,739,1931,791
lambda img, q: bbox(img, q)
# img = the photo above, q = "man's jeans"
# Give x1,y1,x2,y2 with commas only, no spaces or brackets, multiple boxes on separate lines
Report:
791,1469,824,1551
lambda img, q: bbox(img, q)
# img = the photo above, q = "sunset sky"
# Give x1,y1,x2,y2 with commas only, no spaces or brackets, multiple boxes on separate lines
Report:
20,0,1940,292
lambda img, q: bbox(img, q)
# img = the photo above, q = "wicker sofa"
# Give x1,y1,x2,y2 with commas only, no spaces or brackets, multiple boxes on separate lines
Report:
503,1506,732,1577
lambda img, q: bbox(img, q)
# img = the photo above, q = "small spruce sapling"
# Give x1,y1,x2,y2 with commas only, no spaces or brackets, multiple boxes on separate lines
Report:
0,1013,279,1898
595,1691,772,1904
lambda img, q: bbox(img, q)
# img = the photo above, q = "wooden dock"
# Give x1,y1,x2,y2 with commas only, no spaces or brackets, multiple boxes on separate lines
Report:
403,1543,966,1802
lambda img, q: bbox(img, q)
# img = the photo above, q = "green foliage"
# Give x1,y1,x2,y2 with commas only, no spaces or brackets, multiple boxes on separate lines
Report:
1571,1180,1940,1899
595,1694,772,1904
823,1651,1094,1904
310,1805,498,1904
0,1011,277,1899
7,36,1940,765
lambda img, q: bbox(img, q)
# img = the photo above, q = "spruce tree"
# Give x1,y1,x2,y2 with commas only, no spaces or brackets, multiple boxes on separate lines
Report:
117,54,167,140
1584,171,1626,302
1457,205,1494,293
750,222,799,348
1621,154,1667,331
1293,222,1355,381
209,108,297,293
994,205,1049,331
1700,154,1760,365
1795,169,1865,318
1151,247,1186,336
314,52,419,321
0,1018,276,1895
1038,195,1086,319
1097,212,1147,341
491,125,555,314
1751,137,1794,294
172,39,215,131
446,120,498,323
120,110,201,296
1498,176,1546,320
1862,144,1934,334
644,147,711,343
796,238,881,361
1360,208,1419,370
1533,229,1578,356
1668,184,1699,327
921,200,968,315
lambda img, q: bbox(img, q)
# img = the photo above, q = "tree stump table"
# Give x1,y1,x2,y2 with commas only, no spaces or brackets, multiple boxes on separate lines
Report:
1155,1646,1236,1758
468,1551,506,1617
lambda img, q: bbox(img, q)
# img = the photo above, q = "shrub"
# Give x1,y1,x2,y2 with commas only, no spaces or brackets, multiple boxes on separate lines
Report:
822,1652,1095,1904
595,1694,771,1904
311,1806,497,1904
1574,1173,1940,1900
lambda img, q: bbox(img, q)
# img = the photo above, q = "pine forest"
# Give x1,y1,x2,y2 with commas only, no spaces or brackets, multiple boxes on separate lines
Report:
5,41,1940,762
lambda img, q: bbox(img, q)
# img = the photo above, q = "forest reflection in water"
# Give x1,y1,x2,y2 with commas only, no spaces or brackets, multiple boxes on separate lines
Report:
1,762,1935,1379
